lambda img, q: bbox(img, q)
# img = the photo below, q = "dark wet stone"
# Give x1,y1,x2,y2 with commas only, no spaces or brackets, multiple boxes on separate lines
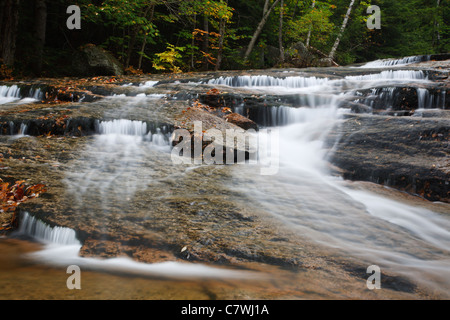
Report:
326,113,450,203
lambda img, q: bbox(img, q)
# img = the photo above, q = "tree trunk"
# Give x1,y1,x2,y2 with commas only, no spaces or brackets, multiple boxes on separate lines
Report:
190,14,197,71
278,0,284,63
328,0,355,60
202,15,210,70
138,5,155,71
263,0,270,16
290,0,300,20
0,0,20,67
126,5,152,69
215,17,226,71
305,0,316,48
434,0,441,48
244,0,281,62
34,0,47,76
125,25,140,69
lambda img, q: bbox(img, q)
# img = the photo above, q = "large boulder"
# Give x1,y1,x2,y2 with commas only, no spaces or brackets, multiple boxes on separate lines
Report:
283,41,318,67
72,44,124,76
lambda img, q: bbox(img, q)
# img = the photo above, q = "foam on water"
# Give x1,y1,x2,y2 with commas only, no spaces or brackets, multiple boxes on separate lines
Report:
18,212,80,246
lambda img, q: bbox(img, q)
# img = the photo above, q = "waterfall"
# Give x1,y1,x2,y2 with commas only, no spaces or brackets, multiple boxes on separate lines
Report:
97,119,149,136
0,85,44,105
352,87,397,111
18,212,252,280
208,75,329,88
139,80,159,88
8,122,28,136
30,88,44,100
346,70,427,81
360,55,431,68
18,212,81,246
240,95,340,127
231,75,450,296
149,128,170,146
18,123,28,136
96,119,172,145
417,88,446,109
0,85,21,104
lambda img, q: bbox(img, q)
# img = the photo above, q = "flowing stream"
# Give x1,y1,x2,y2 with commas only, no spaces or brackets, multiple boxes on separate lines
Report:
232,101,450,295
1,62,449,299
203,70,450,296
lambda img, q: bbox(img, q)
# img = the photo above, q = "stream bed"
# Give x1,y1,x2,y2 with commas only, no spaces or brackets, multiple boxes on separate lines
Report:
0,58,449,299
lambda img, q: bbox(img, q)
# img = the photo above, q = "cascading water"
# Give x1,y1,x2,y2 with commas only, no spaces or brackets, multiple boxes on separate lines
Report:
230,72,450,296
0,85,44,105
207,75,329,88
0,85,21,104
417,88,447,110
17,213,252,279
360,55,431,68
5,62,449,297
17,94,255,280
345,70,427,81
236,94,341,127
18,212,81,246
66,117,172,211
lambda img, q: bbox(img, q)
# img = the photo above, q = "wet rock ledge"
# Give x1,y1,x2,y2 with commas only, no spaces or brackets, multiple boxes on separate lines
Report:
326,110,450,203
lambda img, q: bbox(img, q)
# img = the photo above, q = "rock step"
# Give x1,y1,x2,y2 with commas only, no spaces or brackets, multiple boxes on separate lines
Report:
0,117,174,137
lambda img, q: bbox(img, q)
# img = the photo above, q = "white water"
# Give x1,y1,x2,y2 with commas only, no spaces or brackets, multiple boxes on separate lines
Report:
0,85,21,104
0,85,43,105
231,73,450,296
66,119,171,211
345,70,427,81
417,88,447,109
18,212,253,280
360,55,431,68
139,80,159,88
97,119,149,136
9,67,450,294
208,75,329,88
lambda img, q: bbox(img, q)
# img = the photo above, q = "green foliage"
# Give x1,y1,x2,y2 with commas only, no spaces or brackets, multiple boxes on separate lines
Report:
285,1,335,48
152,44,185,73
7,0,450,75
79,0,159,64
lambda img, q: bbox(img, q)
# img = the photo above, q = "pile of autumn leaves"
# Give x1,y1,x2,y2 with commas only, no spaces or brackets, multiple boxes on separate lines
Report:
0,179,46,231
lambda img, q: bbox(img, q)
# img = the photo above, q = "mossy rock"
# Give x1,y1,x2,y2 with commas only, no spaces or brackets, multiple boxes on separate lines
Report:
72,44,124,76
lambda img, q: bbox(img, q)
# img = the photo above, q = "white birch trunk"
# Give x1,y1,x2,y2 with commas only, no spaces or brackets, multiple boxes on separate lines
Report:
244,0,281,62
328,0,355,60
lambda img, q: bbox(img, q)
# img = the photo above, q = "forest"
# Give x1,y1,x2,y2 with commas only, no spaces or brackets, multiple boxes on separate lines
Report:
0,0,449,77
